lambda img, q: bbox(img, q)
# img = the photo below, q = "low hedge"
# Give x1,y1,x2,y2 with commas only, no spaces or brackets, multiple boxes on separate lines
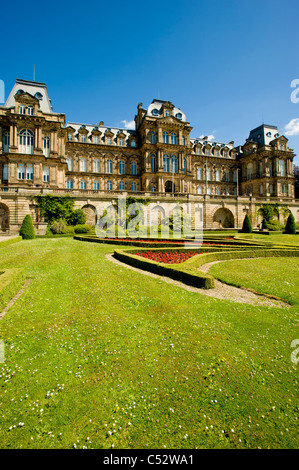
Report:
114,249,215,289
113,247,299,291
0,268,25,312
0,237,22,249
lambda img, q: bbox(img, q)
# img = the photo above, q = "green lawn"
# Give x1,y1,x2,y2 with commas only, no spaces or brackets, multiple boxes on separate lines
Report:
0,238,298,449
235,233,299,247
209,257,299,306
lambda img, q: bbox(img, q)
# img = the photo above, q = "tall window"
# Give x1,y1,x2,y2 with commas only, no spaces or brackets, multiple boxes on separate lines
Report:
197,185,202,195
94,136,99,144
43,166,49,182
171,133,177,145
224,171,229,182
130,140,136,147
80,180,87,189
205,148,210,156
27,106,34,115
216,187,221,195
163,155,170,172
269,183,273,195
3,164,8,181
18,164,25,180
19,129,34,154
66,179,73,189
278,159,285,176
119,181,125,191
106,159,113,174
119,138,124,146
150,131,155,144
197,167,202,180
107,180,112,190
67,157,73,171
171,155,177,173
268,161,273,177
131,182,137,191
80,157,87,172
206,167,212,181
215,169,221,181
68,133,73,141
26,163,33,180
119,160,125,175
131,161,137,175
182,136,185,146
151,154,156,173
247,163,253,180
163,132,169,144
183,158,186,174
233,170,238,182
43,137,50,158
80,135,86,143
93,180,100,190
106,137,112,145
207,186,212,195
259,162,263,177
93,159,100,173
20,105,26,114
4,132,10,152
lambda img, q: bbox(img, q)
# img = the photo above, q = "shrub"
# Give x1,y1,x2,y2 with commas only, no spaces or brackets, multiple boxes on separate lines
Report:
266,220,283,231
19,215,35,239
241,214,252,233
62,225,75,234
74,224,92,234
49,218,66,234
67,209,86,226
285,213,296,234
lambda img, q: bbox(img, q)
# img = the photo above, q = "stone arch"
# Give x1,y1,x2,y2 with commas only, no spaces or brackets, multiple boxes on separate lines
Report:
213,207,234,229
81,204,97,225
0,203,9,231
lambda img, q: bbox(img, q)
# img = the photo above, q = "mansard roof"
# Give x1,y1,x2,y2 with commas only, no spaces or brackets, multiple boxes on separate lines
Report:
5,78,53,114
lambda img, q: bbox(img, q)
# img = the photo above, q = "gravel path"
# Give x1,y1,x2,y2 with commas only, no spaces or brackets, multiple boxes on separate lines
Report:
106,254,290,308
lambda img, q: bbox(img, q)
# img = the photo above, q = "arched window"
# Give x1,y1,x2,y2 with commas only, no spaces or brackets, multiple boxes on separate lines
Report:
131,161,137,175
171,155,177,173
119,181,125,191
67,157,73,171
19,129,34,154
66,179,73,189
131,182,137,191
269,183,273,195
163,132,169,144
197,167,202,180
43,137,50,158
183,158,186,173
171,133,177,145
93,159,100,173
206,167,212,181
107,180,112,190
106,159,113,174
119,160,125,175
151,154,156,173
93,180,100,190
18,163,25,180
80,157,87,172
43,166,49,182
163,155,170,172
207,186,212,195
26,163,33,180
215,169,221,181
150,131,155,144
197,185,202,195
80,180,87,190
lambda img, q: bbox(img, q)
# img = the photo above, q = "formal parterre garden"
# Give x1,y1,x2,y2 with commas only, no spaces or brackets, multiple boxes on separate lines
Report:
0,200,298,449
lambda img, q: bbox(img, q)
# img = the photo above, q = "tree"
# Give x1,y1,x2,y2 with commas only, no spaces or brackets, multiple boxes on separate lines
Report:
241,213,252,233
19,214,36,239
67,208,86,226
285,213,296,234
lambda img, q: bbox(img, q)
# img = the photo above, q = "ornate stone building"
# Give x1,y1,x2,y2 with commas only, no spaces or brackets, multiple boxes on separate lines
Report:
0,78,298,233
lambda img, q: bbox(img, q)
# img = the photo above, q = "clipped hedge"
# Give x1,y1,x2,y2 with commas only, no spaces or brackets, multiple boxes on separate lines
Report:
0,268,26,312
114,249,215,289
0,237,22,249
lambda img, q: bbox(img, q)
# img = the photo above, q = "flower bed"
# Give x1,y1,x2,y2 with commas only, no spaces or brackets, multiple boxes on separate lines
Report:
135,251,201,264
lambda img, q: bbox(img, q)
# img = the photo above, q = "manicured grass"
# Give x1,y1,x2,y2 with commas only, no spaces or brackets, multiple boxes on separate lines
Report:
0,238,298,449
209,257,299,306
235,233,299,247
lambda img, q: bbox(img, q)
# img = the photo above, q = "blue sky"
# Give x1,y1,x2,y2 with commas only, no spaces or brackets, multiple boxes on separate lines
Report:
1,0,299,164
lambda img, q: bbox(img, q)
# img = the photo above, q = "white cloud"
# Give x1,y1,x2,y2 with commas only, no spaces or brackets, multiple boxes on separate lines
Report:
284,118,299,136
122,119,135,129
199,133,216,141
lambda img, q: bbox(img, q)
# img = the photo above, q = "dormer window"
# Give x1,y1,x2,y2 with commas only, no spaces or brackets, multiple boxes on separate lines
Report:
175,113,182,120
165,110,170,116
68,134,73,141
80,135,86,143
20,105,26,114
107,137,112,145
27,106,34,115
34,92,43,100
152,108,159,116
119,138,124,146
130,139,136,147
94,136,99,144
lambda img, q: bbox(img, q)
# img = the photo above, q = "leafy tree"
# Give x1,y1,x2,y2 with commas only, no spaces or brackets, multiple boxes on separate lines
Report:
67,209,86,226
34,195,75,223
285,213,296,234
19,214,35,239
241,213,253,233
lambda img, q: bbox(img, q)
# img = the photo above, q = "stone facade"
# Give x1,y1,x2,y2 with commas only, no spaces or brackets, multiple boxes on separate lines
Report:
0,78,298,234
